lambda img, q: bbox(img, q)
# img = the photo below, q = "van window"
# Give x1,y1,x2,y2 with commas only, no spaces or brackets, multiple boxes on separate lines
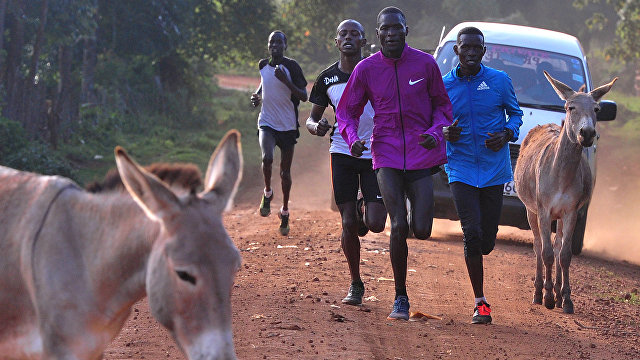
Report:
436,41,586,107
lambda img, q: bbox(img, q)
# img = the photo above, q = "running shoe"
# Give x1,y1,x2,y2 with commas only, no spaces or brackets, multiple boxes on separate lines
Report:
341,282,365,305
259,192,273,217
278,211,290,236
387,295,410,320
472,300,492,324
356,194,369,237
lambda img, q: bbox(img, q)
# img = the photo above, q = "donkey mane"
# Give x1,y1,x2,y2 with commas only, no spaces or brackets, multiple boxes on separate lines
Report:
86,162,203,193
519,123,561,151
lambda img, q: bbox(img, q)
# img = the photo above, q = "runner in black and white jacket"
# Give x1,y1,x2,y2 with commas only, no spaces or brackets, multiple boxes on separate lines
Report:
306,19,387,306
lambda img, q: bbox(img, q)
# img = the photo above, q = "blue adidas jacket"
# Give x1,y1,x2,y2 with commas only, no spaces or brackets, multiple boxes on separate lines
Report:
442,64,523,187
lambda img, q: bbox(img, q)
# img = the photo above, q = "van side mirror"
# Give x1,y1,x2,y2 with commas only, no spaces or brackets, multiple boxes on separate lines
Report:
597,100,616,121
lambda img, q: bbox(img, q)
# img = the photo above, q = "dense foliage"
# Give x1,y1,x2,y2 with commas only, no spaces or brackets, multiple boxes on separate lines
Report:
0,0,637,183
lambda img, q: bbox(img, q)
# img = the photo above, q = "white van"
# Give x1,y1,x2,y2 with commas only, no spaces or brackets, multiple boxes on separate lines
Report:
432,22,617,254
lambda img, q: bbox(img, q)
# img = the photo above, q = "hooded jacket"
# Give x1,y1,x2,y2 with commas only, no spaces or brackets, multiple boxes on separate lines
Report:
442,64,524,187
336,44,453,170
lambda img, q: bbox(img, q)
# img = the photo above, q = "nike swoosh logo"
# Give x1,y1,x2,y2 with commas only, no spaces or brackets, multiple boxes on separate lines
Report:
376,195,383,199
409,78,424,85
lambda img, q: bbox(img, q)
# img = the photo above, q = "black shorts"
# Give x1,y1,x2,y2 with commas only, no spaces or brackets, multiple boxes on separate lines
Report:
259,125,298,151
330,153,383,205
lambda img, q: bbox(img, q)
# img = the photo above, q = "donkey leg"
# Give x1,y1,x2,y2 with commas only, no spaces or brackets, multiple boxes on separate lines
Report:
538,214,555,310
40,317,105,360
553,220,564,308
527,210,543,305
559,215,577,314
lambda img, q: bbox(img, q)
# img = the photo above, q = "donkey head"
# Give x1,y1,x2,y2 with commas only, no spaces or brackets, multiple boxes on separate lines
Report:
544,71,617,147
115,130,243,360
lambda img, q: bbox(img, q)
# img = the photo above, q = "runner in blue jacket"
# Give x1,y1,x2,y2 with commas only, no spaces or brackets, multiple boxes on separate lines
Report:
442,26,523,324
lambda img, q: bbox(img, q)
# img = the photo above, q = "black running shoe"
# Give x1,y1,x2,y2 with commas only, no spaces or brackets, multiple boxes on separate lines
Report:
259,193,273,217
278,211,290,236
472,301,492,324
341,282,365,305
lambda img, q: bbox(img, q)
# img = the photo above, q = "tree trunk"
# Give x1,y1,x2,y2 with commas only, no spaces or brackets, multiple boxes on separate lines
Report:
4,0,25,123
46,99,58,149
52,44,72,149
28,0,48,85
0,0,8,79
81,36,97,105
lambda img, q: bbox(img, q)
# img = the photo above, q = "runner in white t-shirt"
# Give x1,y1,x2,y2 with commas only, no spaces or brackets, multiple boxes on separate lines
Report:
251,30,307,236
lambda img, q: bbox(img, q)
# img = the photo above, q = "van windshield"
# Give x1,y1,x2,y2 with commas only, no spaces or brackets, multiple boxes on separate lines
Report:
435,41,587,108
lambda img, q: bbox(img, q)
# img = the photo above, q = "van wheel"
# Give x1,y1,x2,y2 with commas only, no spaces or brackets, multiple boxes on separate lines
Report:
571,205,588,255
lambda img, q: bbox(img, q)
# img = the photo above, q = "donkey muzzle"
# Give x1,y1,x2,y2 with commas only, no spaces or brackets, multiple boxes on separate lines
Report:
578,126,596,147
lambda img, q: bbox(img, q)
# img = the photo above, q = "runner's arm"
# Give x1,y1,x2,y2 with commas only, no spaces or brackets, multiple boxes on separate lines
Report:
425,65,453,144
501,76,524,142
288,81,308,102
336,68,368,148
251,83,262,107
307,104,331,136
283,60,308,102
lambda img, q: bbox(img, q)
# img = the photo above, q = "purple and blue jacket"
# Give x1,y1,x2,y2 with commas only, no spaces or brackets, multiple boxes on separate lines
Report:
337,44,453,170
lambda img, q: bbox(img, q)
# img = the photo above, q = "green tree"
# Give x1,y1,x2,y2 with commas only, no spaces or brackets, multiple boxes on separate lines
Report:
275,0,353,72
576,0,640,95
189,0,275,66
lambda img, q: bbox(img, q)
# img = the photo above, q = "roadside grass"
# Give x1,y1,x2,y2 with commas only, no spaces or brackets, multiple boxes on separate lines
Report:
599,91,640,139
591,266,640,306
595,290,640,306
616,290,640,306
607,91,640,113
62,89,262,188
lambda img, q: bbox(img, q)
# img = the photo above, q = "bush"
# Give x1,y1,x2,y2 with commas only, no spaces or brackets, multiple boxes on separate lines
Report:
4,142,76,179
0,117,28,162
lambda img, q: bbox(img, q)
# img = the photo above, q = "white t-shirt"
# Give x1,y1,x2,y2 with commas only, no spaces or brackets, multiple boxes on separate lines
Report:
309,61,374,159
257,58,307,132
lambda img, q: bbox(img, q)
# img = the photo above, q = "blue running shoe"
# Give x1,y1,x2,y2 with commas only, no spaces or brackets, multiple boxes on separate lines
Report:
387,295,410,320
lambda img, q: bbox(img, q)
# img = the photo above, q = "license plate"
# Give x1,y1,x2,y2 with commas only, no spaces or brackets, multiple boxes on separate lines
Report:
503,181,518,197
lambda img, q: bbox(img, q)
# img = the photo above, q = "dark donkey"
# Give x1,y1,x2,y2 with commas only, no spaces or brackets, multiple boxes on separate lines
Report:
514,73,616,313
0,130,243,359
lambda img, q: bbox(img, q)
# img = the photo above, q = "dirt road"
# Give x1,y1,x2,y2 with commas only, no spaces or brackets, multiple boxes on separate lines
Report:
104,205,639,359
102,75,640,359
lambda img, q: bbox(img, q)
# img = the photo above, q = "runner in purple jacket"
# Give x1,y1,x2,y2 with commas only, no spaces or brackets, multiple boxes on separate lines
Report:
336,6,453,321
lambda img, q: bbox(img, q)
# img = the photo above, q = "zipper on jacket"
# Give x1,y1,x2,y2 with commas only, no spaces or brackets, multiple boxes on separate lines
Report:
394,62,406,171
466,76,480,187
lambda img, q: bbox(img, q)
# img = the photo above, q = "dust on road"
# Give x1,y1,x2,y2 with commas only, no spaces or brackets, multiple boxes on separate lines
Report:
103,75,640,359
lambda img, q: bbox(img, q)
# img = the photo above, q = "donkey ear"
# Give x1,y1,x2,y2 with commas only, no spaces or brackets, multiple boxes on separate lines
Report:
543,70,575,101
201,130,243,212
590,77,618,102
115,147,181,222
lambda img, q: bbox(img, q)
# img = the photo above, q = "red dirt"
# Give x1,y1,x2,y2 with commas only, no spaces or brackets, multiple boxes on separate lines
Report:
102,75,640,359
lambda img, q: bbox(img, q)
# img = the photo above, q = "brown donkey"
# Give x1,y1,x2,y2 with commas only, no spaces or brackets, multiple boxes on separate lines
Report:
0,130,243,359
514,72,616,313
